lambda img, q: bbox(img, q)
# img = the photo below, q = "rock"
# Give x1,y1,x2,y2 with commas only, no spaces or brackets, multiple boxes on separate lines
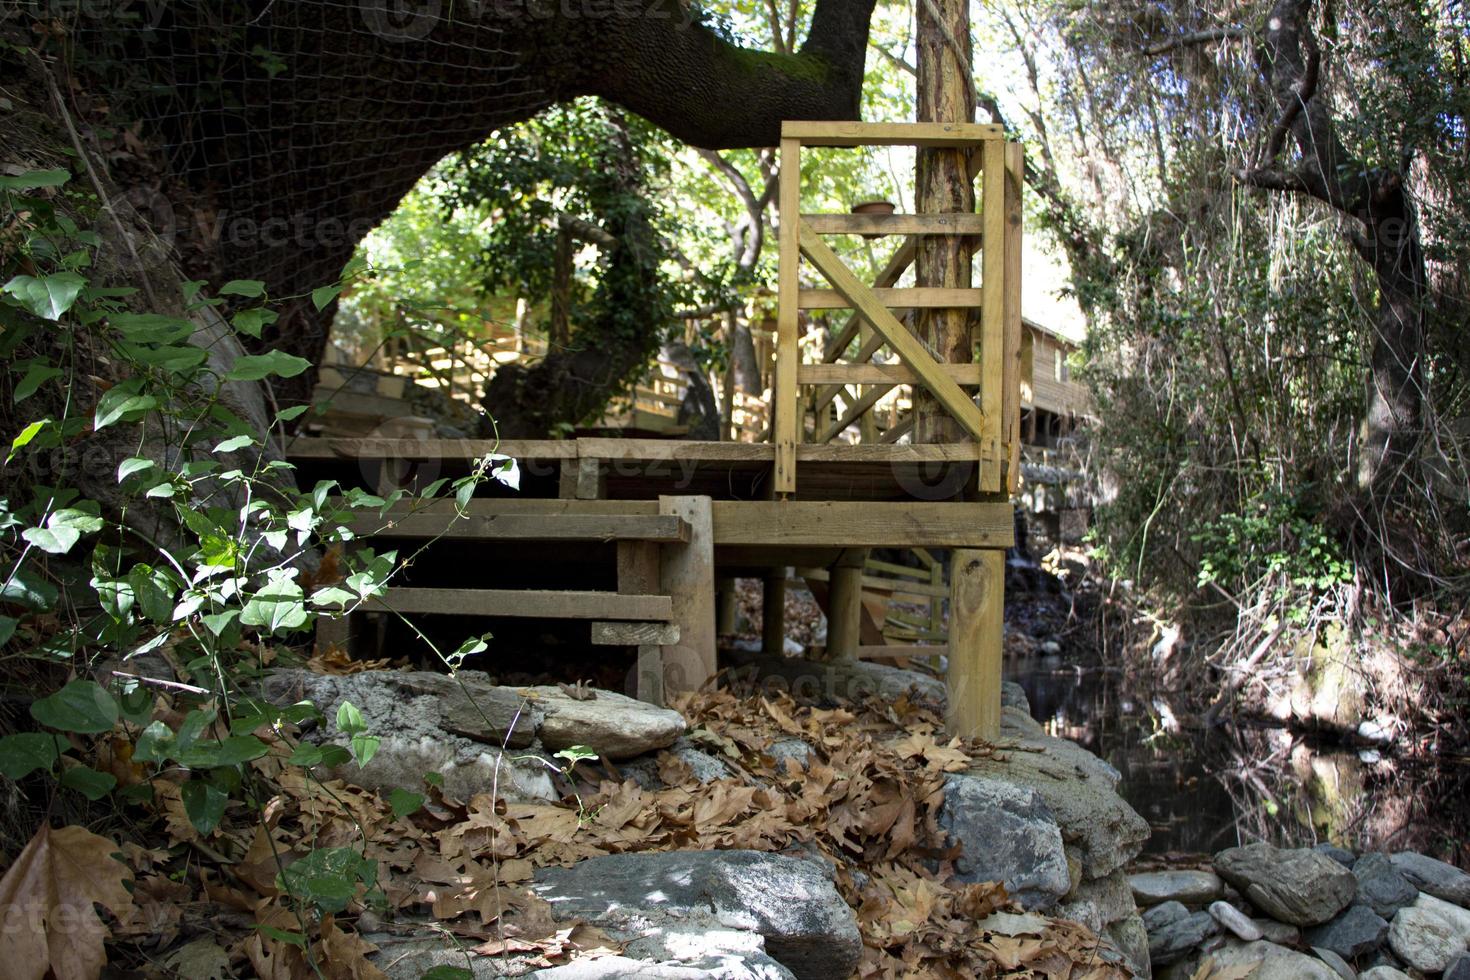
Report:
1129,870,1224,906
1446,953,1470,980
1148,910,1218,967
766,737,815,768
1358,968,1412,980
1214,842,1358,926
1304,903,1390,959
1142,901,1190,933
957,710,1150,880
1056,869,1137,934
1314,843,1357,867
1207,901,1263,941
1207,939,1341,980
618,926,800,978
938,773,1070,909
1415,891,1470,940
1252,918,1300,945
619,738,736,789
721,650,945,707
526,685,686,760
1103,913,1152,979
1353,852,1420,919
1391,851,1470,908
1387,906,1469,973
1001,681,1031,712
531,850,861,980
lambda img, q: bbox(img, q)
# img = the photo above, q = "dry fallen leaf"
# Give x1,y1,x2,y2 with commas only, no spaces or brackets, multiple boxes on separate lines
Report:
0,824,136,980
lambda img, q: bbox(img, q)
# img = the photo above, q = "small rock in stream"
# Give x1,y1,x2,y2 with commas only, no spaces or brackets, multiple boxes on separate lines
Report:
1207,900,1263,941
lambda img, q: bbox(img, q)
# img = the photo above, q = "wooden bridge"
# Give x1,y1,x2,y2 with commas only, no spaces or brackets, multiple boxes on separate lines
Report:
298,122,1025,738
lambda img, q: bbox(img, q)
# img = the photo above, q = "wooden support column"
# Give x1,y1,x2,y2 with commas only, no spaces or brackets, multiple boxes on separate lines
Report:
774,137,801,495
716,575,739,635
550,225,573,350
913,0,976,445
827,549,866,660
762,571,787,654
618,540,663,704
658,496,716,695
947,548,1003,739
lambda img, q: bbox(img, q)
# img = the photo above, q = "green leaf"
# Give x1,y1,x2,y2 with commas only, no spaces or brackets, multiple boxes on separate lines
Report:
0,616,15,647
213,434,256,454
3,272,86,320
120,343,207,375
276,847,377,915
117,457,154,482
240,578,308,634
109,312,194,344
127,564,174,624
275,405,309,423
0,168,71,191
0,732,61,779
60,765,116,800
420,968,474,980
230,307,278,338
13,362,62,402
350,734,379,769
388,787,424,819
31,680,118,734
310,587,357,609
257,925,308,948
336,700,366,735
0,566,58,611
132,721,176,763
218,279,266,298
94,385,157,430
311,283,343,310
9,418,49,461
177,735,269,769
22,524,80,555
181,779,227,834
225,352,312,382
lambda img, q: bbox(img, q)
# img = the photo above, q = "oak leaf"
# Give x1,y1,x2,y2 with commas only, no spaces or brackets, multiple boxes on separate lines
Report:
0,824,136,980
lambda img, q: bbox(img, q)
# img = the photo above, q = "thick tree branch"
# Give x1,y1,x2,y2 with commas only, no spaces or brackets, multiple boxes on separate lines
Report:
1140,26,1245,57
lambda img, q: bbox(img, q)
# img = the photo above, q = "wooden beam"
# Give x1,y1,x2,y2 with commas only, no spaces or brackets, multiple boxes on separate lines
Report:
616,540,664,704
827,550,865,660
710,501,1013,548
802,213,986,236
366,588,672,620
799,363,984,386
658,496,716,694
1003,142,1025,494
780,121,1004,146
814,384,895,444
591,621,680,646
775,136,801,495
793,443,988,462
798,222,989,444
575,438,773,462
762,572,787,654
979,138,1007,491
287,438,578,461
856,644,946,661
797,286,983,310
361,513,689,542
947,549,1003,740
822,237,919,361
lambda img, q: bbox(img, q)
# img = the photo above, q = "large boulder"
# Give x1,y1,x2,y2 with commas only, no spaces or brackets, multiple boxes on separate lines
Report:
1353,852,1420,919
1391,851,1470,907
525,684,687,759
938,773,1070,909
1303,903,1389,959
1128,870,1223,907
1388,905,1469,973
1214,843,1358,926
1207,939,1341,980
531,850,861,980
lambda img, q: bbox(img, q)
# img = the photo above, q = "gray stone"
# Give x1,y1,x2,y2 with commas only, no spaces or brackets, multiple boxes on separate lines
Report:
1310,946,1356,980
526,685,686,760
1142,900,1190,933
766,738,815,768
1446,952,1470,980
957,709,1150,880
531,850,861,980
1207,939,1340,980
1387,906,1469,973
1214,842,1358,926
1304,903,1389,959
1001,681,1031,713
1129,870,1224,906
1358,968,1412,980
1103,913,1152,979
1056,868,1137,934
1207,901,1263,941
1353,852,1420,919
1148,910,1218,966
939,773,1070,909
721,651,944,707
1314,843,1357,867
1415,892,1470,941
619,738,737,789
1392,851,1470,908
1252,918,1300,945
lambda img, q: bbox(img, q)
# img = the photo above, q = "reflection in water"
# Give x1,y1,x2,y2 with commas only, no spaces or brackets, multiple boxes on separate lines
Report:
1005,654,1468,864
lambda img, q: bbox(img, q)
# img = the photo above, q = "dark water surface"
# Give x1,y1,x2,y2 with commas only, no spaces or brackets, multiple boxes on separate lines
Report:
1004,653,1468,864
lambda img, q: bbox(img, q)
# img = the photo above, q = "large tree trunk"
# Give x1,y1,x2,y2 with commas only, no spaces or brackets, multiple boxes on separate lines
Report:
70,0,877,408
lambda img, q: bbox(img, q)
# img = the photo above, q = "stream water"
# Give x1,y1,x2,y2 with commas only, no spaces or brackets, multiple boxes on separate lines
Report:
1005,652,1468,865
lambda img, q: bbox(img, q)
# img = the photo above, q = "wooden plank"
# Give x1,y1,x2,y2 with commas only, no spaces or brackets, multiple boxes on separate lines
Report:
1003,142,1025,494
366,588,672,620
822,237,919,361
362,499,661,517
803,213,987,236
780,120,1004,146
979,138,1007,491
617,540,661,594
711,501,1013,548
799,363,984,386
947,549,1003,740
287,438,578,460
591,621,680,646
856,644,946,661
865,557,933,580
815,384,895,443
576,438,773,462
360,513,690,542
762,572,787,654
793,443,987,462
798,222,989,444
775,136,801,495
659,496,716,694
574,456,604,499
797,286,983,310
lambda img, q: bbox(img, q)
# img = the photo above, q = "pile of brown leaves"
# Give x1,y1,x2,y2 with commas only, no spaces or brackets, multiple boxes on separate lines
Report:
0,677,1135,979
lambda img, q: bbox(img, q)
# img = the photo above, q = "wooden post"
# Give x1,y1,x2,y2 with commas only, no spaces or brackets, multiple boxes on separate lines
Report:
1002,143,1025,493
762,571,787,654
913,0,976,445
617,540,663,704
947,548,1003,739
658,496,716,694
774,138,801,494
550,225,573,349
827,549,865,660
978,137,1006,490
716,575,739,634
